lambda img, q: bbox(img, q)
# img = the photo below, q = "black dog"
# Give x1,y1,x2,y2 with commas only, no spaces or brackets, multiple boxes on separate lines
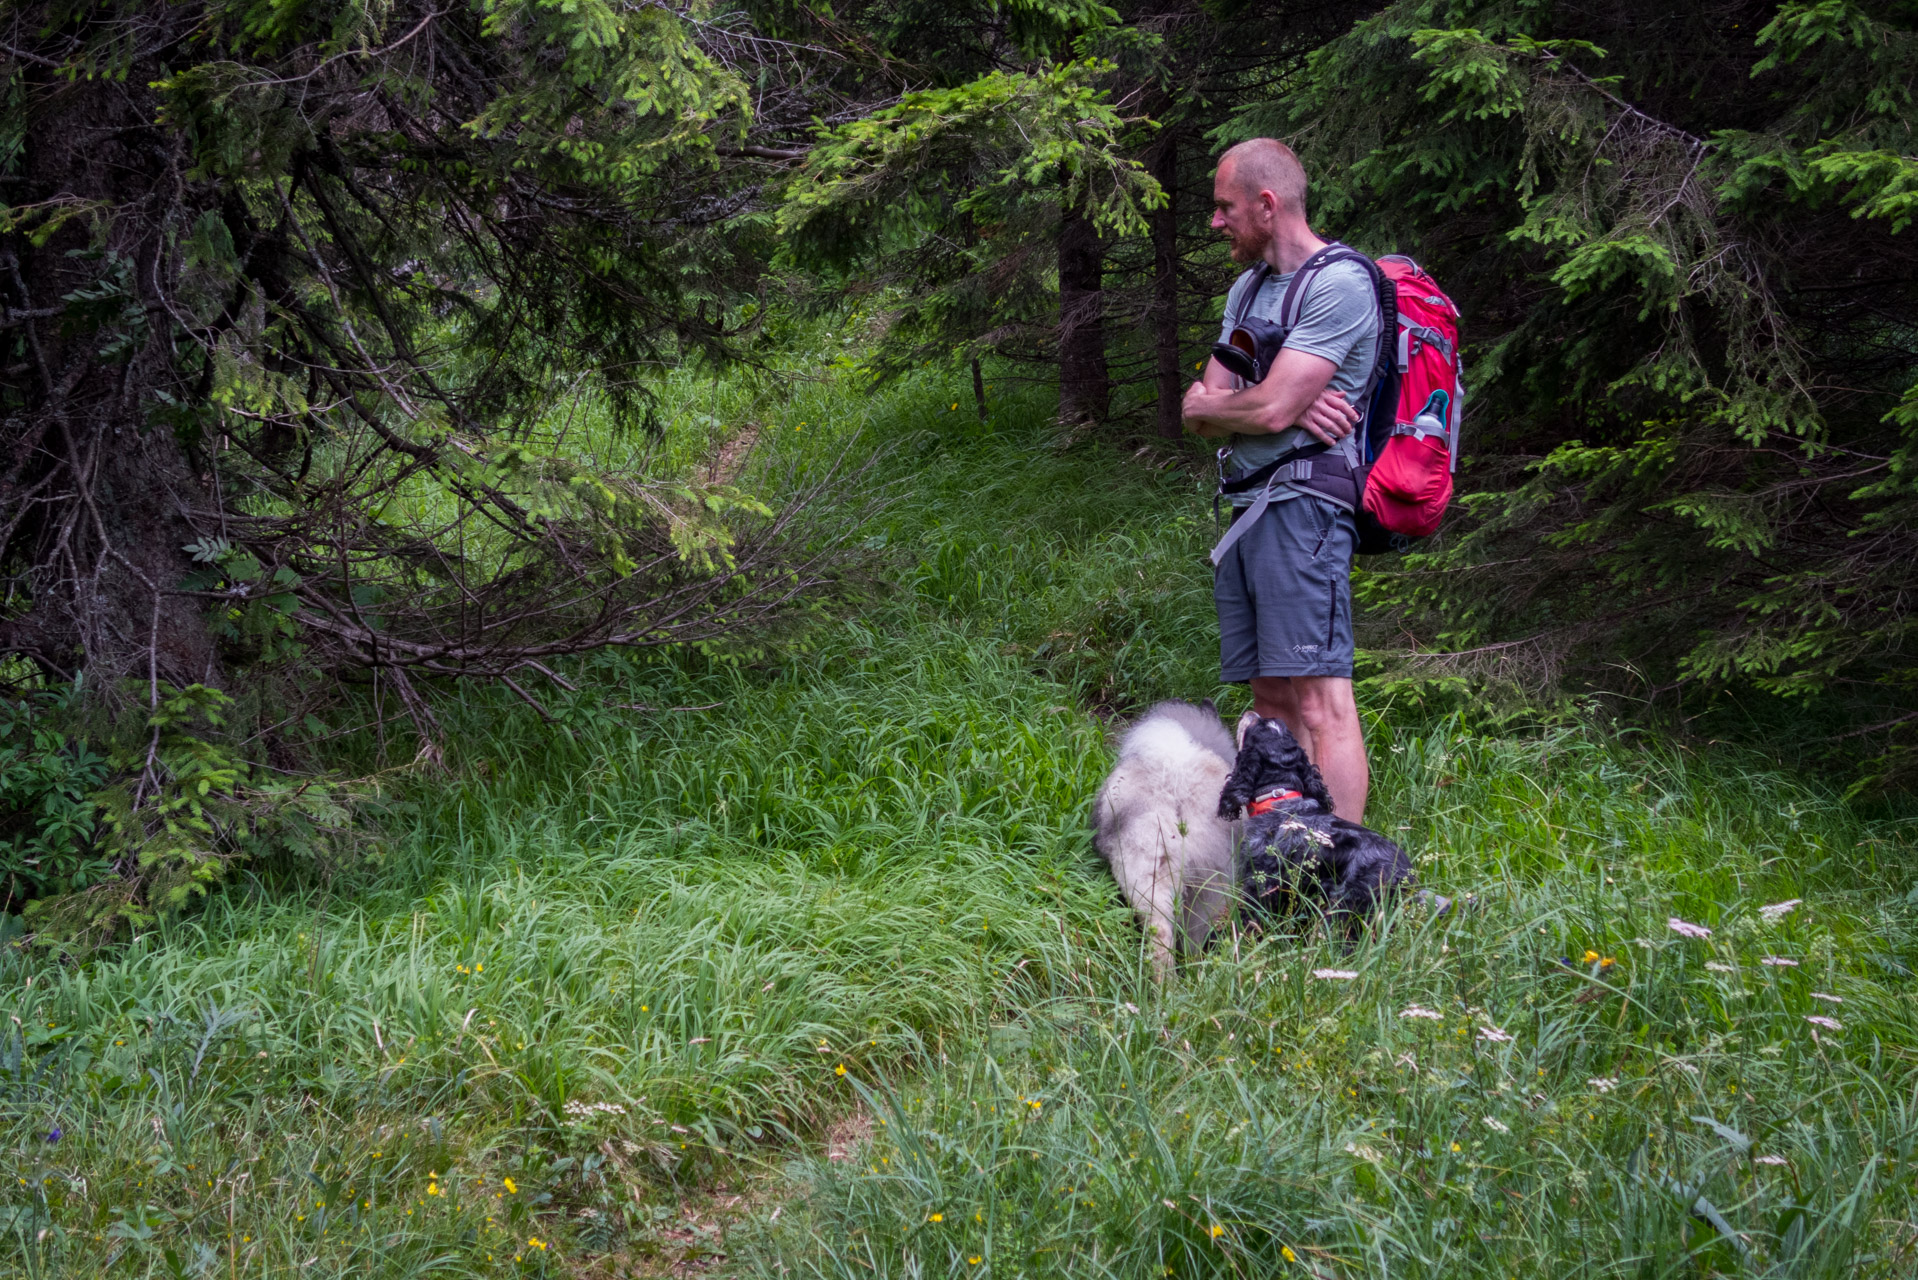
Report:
1217,716,1416,927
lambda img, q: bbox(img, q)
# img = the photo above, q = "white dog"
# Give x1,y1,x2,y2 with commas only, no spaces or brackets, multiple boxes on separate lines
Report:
1091,700,1238,975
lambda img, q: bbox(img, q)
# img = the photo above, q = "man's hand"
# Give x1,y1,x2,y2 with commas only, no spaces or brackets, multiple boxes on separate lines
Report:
1182,380,1233,438
1296,387,1360,446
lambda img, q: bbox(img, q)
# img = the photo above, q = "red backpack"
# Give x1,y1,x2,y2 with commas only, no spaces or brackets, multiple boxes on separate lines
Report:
1360,254,1462,551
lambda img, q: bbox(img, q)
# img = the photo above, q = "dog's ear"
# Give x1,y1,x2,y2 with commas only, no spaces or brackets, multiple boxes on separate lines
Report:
1217,777,1247,819
1300,757,1337,812
1199,697,1218,719
1217,740,1258,819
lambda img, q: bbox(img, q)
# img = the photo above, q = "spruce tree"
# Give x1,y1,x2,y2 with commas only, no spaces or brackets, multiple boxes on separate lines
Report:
1232,0,1918,780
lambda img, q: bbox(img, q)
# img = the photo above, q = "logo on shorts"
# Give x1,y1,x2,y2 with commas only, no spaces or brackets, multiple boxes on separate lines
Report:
1291,644,1321,655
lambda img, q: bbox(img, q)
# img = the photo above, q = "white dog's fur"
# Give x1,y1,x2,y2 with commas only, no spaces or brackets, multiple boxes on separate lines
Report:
1091,701,1238,975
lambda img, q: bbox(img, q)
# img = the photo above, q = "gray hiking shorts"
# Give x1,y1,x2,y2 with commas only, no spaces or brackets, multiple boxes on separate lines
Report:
1214,496,1357,681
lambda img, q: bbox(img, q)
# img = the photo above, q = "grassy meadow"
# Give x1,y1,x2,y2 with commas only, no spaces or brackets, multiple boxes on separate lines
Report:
4,357,1917,1278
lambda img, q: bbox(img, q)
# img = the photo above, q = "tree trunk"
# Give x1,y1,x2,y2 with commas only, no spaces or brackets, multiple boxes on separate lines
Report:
1057,205,1108,425
2,66,221,693
1151,135,1184,440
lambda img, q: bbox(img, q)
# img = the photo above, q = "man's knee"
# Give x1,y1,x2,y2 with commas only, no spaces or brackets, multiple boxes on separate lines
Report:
1293,678,1358,737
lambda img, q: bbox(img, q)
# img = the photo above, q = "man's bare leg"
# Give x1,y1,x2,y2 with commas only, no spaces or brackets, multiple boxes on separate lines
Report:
1249,674,1367,824
1296,675,1367,823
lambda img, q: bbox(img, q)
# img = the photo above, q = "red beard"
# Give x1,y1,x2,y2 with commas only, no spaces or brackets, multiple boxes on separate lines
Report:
1228,226,1272,265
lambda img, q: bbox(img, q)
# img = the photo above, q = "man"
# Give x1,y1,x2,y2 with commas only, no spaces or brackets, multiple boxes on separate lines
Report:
1182,138,1378,824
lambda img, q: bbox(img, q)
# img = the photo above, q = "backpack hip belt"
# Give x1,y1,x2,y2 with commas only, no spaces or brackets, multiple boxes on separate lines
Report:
1209,444,1362,566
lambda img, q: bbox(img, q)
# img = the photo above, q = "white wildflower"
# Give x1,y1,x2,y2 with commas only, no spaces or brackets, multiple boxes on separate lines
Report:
1805,1015,1842,1031
1280,820,1335,848
1760,956,1799,967
1398,1005,1443,1020
1667,917,1712,940
1759,898,1802,922
1588,1077,1619,1093
1477,1024,1514,1043
1705,962,1735,973
1811,992,1842,1004
1755,1154,1789,1166
1482,1116,1510,1133
1312,969,1358,980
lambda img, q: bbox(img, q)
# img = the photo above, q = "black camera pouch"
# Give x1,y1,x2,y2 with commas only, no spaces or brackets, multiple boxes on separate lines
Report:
1211,314,1288,384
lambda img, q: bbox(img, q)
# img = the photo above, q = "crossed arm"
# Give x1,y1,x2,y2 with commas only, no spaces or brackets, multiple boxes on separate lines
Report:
1182,346,1360,445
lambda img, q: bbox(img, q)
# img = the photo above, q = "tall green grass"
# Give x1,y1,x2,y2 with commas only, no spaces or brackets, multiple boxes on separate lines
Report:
739,724,1918,1277
3,358,1915,1277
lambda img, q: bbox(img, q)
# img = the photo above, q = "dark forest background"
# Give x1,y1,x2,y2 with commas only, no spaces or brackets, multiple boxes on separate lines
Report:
4,0,1918,931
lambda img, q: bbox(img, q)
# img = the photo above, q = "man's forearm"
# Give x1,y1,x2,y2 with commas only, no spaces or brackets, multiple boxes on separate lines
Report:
1183,347,1344,441
1184,390,1283,437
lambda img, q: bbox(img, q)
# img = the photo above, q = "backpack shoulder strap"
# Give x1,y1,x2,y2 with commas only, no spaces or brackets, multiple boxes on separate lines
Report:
1230,261,1272,331
1271,243,1396,459
1276,242,1380,332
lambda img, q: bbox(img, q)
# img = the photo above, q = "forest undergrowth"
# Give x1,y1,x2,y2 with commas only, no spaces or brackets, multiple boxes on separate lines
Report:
3,361,1917,1278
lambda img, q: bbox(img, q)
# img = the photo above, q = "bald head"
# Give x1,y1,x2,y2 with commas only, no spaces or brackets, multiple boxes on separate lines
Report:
1219,138,1309,221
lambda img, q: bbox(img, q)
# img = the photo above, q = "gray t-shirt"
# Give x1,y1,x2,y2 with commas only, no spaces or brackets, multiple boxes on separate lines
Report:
1216,257,1381,506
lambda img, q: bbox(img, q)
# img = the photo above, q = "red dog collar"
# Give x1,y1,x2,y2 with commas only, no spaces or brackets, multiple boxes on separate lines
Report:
1246,790,1302,816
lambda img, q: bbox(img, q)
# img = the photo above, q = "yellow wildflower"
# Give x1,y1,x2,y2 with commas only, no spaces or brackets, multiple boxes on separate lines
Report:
503,1177,517,1194
1282,1245,1297,1262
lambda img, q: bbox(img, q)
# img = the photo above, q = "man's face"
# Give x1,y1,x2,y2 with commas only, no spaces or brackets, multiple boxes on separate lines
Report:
1211,162,1275,265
